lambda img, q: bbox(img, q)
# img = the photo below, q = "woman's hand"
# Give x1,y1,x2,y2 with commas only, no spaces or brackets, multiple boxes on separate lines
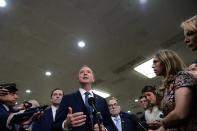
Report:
147,120,162,130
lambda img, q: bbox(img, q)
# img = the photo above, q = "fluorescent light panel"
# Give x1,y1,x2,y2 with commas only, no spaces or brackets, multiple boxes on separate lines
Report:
92,89,110,98
134,58,156,78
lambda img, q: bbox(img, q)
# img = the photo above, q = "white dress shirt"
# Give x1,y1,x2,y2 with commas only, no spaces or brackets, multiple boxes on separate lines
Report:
51,105,58,122
145,106,163,122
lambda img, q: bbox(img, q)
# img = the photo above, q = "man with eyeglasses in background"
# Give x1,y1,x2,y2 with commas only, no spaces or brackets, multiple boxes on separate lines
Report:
107,96,138,131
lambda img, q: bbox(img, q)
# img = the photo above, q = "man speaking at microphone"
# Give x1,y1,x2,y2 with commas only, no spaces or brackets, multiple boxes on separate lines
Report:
54,65,113,131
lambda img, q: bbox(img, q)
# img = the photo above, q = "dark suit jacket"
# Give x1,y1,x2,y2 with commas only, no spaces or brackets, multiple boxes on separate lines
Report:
139,112,148,130
0,104,15,131
54,91,113,131
111,112,139,131
32,107,54,131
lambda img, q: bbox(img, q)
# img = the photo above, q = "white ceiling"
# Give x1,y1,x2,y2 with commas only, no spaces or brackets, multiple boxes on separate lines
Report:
0,0,197,112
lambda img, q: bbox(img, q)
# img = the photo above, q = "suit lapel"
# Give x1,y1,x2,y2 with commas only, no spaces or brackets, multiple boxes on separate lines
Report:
75,91,87,112
48,108,54,122
121,117,126,131
93,93,100,108
112,119,119,131
43,108,54,125
0,104,7,112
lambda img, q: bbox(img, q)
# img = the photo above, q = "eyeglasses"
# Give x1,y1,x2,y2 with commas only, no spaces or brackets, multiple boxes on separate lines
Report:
108,103,118,107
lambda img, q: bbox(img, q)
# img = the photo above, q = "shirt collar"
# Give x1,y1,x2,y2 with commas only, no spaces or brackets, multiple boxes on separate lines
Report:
112,115,121,121
79,87,94,97
3,104,9,111
51,105,58,111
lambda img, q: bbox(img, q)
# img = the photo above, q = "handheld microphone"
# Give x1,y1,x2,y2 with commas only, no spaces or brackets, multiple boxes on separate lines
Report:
88,97,97,112
88,97,103,131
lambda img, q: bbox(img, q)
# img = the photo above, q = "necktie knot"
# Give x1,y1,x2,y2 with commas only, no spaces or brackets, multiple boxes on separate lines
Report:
84,92,93,113
114,117,120,121
85,91,90,97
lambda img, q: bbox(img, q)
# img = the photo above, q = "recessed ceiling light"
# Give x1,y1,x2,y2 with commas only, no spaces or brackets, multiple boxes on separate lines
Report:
26,90,31,93
45,71,52,76
78,41,86,48
134,58,156,78
139,0,147,4
92,89,110,98
0,0,6,7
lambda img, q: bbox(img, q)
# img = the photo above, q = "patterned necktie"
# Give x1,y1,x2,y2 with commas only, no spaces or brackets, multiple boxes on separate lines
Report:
84,92,93,113
114,117,122,131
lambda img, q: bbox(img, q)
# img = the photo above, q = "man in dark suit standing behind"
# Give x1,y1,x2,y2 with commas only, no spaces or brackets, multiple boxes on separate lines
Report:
107,97,138,131
32,88,64,131
54,65,113,131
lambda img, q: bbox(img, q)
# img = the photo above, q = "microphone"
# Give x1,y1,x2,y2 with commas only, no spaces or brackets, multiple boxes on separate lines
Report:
129,114,147,131
88,97,97,112
88,97,103,131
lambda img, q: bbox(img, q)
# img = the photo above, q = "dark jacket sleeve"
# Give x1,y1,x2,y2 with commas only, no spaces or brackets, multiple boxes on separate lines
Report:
0,105,13,131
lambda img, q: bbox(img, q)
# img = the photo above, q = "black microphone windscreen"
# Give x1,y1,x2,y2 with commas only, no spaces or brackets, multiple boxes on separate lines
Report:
88,97,96,106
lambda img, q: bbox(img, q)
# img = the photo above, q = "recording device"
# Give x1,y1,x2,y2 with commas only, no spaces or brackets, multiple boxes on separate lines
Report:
23,101,33,109
88,97,103,131
10,105,48,124
24,105,48,113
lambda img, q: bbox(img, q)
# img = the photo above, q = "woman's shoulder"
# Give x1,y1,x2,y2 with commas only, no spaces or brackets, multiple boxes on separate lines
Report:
174,71,196,89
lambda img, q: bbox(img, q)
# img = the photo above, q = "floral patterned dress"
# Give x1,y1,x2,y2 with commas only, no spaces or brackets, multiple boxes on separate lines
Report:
161,71,197,131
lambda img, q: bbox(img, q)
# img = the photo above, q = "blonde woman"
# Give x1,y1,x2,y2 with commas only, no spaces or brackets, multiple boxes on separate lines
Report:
150,49,197,131
180,15,197,51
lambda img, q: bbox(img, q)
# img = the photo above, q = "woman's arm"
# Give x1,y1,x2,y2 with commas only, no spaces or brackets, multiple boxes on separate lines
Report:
161,87,192,129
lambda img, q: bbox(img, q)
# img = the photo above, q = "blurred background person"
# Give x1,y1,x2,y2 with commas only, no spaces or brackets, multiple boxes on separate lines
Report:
138,95,149,129
141,85,163,130
180,15,197,51
107,96,138,131
139,96,149,111
188,60,197,79
32,88,64,131
151,49,197,131
181,15,197,82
